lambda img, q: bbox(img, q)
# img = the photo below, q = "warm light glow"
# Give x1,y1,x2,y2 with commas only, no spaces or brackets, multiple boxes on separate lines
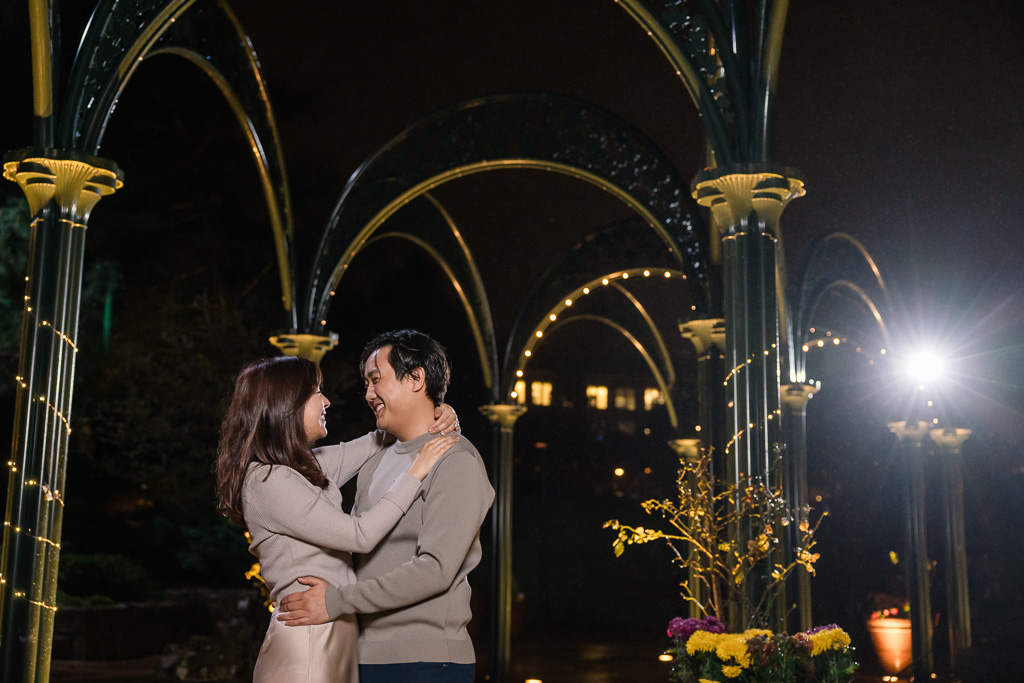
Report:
614,468,624,477
586,385,608,410
524,350,531,356
614,387,636,410
583,287,590,294
621,272,628,279
531,381,552,406
658,653,673,662
549,314,556,321
514,381,526,404
516,370,523,377
866,618,913,674
664,271,670,277
817,340,825,347
535,330,543,338
643,270,650,276
643,388,662,410
565,298,572,306
602,278,609,285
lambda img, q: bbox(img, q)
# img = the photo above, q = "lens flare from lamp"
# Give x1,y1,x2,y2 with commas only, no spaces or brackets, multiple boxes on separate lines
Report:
906,352,944,384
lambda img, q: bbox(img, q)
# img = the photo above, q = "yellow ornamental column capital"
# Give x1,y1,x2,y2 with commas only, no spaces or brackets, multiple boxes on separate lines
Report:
3,148,123,220
269,332,339,364
781,382,820,412
679,318,726,354
691,164,804,237
667,437,703,462
479,404,527,430
930,427,972,452
888,420,932,444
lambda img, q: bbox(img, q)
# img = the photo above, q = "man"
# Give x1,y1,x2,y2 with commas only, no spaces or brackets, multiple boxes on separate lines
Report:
279,329,494,682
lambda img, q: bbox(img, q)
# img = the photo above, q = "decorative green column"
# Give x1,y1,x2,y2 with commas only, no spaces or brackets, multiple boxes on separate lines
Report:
888,420,934,681
693,166,803,628
930,427,972,672
478,403,526,683
0,148,122,682
781,381,818,631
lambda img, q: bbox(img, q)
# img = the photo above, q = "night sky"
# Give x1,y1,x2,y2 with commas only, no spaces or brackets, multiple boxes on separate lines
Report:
0,0,1022,676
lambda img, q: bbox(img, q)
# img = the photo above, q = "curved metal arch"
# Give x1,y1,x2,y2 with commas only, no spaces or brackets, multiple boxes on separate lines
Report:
59,0,297,325
532,314,679,429
505,266,688,396
306,93,711,330
614,0,793,163
354,194,499,394
503,218,693,388
791,231,893,379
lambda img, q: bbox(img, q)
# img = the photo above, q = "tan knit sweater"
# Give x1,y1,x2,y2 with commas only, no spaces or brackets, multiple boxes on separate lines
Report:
243,430,420,604
324,432,494,664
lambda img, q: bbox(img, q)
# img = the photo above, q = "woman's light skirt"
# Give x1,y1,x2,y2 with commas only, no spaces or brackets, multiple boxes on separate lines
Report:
252,612,358,682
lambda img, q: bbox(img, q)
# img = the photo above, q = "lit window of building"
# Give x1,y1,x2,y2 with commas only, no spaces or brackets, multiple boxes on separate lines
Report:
614,387,636,411
643,388,664,411
586,385,608,410
531,381,552,406
513,380,526,405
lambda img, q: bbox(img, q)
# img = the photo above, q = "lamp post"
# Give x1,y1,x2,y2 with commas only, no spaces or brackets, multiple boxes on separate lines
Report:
930,427,972,673
888,420,934,681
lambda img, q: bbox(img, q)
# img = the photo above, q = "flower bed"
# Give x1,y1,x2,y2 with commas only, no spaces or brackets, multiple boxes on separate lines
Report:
665,617,858,683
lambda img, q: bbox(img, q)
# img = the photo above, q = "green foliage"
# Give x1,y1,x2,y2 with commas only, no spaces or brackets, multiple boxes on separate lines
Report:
57,552,160,604
0,195,30,397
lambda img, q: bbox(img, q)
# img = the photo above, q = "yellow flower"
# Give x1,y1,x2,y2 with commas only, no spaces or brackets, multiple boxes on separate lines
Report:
715,634,751,667
809,627,851,656
686,630,721,654
722,665,744,678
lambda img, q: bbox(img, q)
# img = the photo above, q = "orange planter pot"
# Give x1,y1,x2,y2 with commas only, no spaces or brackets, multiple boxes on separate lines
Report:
865,618,912,674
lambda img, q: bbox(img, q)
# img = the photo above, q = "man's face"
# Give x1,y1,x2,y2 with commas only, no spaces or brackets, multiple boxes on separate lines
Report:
363,346,418,433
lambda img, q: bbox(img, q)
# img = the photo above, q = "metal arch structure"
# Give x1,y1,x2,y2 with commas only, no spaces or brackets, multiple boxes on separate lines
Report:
790,232,894,382
304,92,712,335
503,218,702,396
615,0,792,166
61,0,298,326
355,192,500,394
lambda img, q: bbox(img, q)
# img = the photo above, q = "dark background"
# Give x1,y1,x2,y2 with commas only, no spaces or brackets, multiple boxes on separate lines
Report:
0,0,1022,678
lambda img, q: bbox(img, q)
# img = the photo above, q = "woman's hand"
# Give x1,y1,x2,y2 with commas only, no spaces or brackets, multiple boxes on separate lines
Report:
429,403,460,435
407,434,460,480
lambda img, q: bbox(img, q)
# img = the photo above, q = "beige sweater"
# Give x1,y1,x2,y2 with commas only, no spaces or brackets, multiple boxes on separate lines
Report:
243,430,420,604
324,432,494,664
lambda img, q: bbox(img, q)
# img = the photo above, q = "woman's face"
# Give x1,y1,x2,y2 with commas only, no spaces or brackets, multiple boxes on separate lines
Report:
303,386,330,444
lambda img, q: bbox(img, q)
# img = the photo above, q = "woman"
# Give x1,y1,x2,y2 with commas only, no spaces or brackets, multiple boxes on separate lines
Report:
215,356,459,682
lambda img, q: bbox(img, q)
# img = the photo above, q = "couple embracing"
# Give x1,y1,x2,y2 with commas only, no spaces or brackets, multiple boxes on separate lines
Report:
216,330,494,682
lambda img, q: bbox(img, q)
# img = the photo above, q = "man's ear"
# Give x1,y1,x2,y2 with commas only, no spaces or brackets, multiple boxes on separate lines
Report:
408,367,426,393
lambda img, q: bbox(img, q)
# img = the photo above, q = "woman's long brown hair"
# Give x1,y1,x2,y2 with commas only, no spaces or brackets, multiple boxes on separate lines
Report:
216,356,329,524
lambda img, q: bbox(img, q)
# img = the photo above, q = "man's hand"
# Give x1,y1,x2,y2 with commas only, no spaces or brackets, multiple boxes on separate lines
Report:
277,576,330,626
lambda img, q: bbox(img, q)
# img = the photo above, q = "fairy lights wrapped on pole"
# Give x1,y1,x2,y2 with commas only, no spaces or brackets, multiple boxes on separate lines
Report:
616,0,805,628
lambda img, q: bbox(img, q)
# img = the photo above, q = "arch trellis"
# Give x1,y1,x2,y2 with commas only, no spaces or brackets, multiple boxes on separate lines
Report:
305,93,713,348
62,0,298,326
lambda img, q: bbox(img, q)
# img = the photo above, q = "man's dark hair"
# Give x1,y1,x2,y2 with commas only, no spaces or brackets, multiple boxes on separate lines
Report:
360,329,450,406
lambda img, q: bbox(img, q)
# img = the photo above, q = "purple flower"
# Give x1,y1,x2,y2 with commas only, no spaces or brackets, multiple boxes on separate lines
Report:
667,615,728,640
805,623,839,635
703,616,726,633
